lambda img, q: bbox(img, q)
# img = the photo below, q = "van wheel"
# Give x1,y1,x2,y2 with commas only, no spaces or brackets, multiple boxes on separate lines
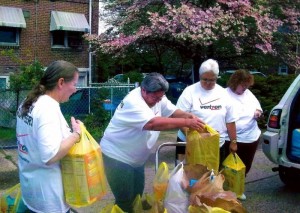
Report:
279,166,300,188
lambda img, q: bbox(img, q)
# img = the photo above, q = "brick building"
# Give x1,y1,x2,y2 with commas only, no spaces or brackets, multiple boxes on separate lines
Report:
0,0,99,89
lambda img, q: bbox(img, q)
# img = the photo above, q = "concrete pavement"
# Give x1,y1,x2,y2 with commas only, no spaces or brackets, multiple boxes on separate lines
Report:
1,135,300,213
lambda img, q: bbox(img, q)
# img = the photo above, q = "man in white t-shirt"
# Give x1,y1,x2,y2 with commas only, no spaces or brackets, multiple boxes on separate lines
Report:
100,72,205,212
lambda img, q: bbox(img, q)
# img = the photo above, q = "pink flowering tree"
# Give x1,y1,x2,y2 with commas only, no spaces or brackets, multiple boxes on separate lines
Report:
86,0,300,77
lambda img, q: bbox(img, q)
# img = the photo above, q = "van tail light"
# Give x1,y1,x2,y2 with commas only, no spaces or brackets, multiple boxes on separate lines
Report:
268,109,282,129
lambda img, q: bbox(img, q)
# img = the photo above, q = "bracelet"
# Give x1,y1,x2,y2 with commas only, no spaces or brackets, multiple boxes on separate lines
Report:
231,139,237,144
73,131,81,143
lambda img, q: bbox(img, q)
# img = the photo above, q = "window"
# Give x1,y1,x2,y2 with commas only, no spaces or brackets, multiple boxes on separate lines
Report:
0,76,9,90
50,11,89,49
51,31,84,49
0,27,20,46
278,65,288,75
77,71,88,87
0,6,26,47
52,30,65,46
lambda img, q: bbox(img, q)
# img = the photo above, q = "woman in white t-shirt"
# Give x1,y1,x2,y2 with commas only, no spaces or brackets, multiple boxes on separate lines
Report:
175,59,238,167
100,72,205,213
225,69,263,174
16,60,82,213
224,69,263,201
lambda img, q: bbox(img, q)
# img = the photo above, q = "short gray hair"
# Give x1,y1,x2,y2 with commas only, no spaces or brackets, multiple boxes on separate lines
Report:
141,72,169,92
199,59,219,76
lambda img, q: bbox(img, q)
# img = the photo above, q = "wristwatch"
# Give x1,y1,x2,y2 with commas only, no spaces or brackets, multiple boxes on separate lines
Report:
231,139,237,144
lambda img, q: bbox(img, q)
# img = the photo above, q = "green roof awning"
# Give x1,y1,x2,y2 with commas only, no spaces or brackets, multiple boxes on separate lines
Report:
50,11,90,33
0,6,26,28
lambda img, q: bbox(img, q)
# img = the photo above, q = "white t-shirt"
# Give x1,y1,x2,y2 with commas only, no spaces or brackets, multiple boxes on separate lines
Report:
100,87,177,167
16,95,71,213
176,83,238,147
225,87,262,143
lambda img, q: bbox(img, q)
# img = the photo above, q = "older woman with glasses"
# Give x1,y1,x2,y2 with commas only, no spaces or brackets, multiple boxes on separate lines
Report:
175,58,238,171
100,72,205,212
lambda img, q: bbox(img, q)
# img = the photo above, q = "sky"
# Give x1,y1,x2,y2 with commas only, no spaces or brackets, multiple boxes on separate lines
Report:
98,2,110,34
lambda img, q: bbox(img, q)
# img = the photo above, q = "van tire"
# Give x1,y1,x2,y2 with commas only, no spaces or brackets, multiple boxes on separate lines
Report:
279,166,300,188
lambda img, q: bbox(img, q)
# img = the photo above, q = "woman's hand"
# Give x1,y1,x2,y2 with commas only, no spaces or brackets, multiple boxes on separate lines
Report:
229,141,238,153
71,116,82,135
186,117,205,131
254,109,263,120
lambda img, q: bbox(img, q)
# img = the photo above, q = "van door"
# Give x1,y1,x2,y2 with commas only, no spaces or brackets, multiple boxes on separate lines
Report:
286,88,300,163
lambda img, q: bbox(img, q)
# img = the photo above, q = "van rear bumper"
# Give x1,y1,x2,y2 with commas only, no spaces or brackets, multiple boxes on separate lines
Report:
262,131,279,164
263,131,300,169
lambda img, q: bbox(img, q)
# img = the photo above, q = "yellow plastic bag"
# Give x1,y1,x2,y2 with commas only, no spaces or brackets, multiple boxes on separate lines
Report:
61,124,108,207
0,183,26,213
100,204,125,213
133,194,167,213
186,125,220,171
222,153,246,197
189,204,230,213
153,162,169,201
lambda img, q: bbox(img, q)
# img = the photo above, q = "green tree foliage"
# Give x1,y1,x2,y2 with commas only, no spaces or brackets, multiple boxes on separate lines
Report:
219,73,297,128
252,74,296,112
87,0,300,80
1,49,45,92
9,60,44,91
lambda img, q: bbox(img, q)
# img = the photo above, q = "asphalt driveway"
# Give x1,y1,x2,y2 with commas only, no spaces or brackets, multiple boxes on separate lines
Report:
1,131,300,212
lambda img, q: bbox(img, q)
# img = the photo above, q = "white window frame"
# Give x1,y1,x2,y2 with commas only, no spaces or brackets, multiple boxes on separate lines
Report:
0,76,10,89
77,69,88,87
278,64,288,75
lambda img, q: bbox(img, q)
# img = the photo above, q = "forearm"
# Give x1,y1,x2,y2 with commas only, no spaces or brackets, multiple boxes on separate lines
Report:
226,122,237,153
226,122,237,141
46,132,80,165
170,109,194,119
143,117,188,131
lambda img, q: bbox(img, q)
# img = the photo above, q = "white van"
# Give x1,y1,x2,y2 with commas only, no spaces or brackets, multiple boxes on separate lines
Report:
262,74,300,186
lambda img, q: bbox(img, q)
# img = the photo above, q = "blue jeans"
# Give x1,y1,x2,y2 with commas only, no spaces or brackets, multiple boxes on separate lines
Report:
103,154,145,213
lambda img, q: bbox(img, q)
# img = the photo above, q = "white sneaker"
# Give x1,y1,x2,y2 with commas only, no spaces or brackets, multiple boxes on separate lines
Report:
238,193,246,201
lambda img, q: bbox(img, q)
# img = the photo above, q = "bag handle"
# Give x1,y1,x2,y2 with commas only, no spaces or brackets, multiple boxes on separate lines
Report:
79,123,95,143
3,183,20,196
232,153,238,164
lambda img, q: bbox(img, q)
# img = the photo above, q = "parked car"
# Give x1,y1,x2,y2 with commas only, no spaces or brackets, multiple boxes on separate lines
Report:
262,74,300,186
164,75,191,104
113,74,126,82
221,70,267,78
112,73,149,83
60,88,123,117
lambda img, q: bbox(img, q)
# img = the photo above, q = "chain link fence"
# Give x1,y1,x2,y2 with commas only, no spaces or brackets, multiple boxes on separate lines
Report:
0,81,136,149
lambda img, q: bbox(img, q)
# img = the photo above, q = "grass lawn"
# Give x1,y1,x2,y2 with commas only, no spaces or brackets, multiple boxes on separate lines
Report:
0,127,15,141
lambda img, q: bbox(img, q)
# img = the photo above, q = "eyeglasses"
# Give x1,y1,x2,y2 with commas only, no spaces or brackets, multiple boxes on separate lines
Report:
201,78,217,83
146,91,165,102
